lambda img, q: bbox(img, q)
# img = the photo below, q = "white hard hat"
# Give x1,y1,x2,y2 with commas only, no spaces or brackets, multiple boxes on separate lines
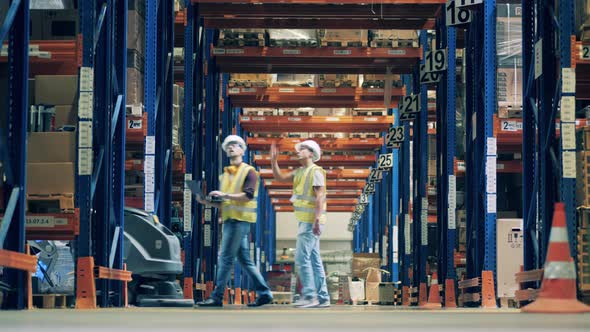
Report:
221,135,247,152
295,140,321,162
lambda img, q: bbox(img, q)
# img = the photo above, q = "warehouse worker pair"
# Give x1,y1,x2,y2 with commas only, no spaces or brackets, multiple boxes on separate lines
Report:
195,135,330,308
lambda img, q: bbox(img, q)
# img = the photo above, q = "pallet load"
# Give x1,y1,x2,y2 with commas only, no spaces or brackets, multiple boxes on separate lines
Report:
217,29,266,47
229,74,274,88
369,30,418,48
317,74,358,88
318,29,367,47
577,209,590,304
361,74,403,89
268,29,318,47
272,74,315,87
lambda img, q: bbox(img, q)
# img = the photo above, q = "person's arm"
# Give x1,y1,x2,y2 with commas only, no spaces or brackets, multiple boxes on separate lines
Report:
270,143,294,182
208,169,257,203
312,185,325,236
209,190,250,202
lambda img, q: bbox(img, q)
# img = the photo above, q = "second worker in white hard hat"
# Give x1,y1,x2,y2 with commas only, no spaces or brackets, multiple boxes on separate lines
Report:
270,140,330,308
195,135,273,308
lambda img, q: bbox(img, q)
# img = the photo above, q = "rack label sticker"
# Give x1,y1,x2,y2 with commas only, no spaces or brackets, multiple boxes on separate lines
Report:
562,68,576,93
486,156,497,193
448,175,457,209
404,215,411,254
242,88,257,93
145,173,155,193
448,207,456,229
204,208,212,222
581,45,590,60
321,88,337,93
368,88,385,93
145,136,156,155
421,199,428,245
287,117,301,121
252,117,266,121
55,218,68,226
334,49,352,56
487,194,497,214
279,88,295,93
144,193,155,212
561,123,576,150
388,49,406,55
325,117,340,121
560,96,576,122
78,121,93,148
144,155,156,174
183,189,192,232
80,67,94,91
225,49,244,55
486,137,497,156
228,88,240,94
25,216,55,228
78,92,94,119
204,224,211,247
128,119,142,129
363,117,378,122
283,49,301,55
535,39,543,79
562,151,576,178
212,48,226,55
472,113,477,140
500,120,522,132
78,148,93,175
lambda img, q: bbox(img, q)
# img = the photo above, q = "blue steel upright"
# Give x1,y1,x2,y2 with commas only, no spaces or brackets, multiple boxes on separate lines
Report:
0,0,30,310
389,108,401,282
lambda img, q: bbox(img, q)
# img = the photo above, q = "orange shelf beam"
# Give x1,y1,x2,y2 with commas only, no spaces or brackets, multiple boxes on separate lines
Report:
228,87,405,108
247,137,383,151
265,179,365,190
268,189,362,199
274,205,355,213
0,209,81,241
259,168,370,179
212,46,422,74
254,154,376,167
0,249,38,272
240,115,394,133
1,40,80,76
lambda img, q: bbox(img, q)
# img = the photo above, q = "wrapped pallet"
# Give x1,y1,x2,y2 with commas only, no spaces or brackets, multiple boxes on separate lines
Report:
272,74,315,87
268,29,318,47
218,29,266,47
229,74,274,88
317,74,358,88
360,74,402,89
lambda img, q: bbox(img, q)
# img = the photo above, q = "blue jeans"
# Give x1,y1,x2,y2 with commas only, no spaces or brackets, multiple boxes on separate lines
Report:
210,219,272,301
295,222,329,303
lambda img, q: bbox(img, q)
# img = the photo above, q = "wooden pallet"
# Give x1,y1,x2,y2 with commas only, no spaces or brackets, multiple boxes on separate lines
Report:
33,294,70,309
370,39,419,48
320,40,367,48
27,194,74,213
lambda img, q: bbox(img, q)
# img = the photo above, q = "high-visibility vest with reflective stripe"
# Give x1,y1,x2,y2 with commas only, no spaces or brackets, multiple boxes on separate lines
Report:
292,165,327,224
220,163,259,223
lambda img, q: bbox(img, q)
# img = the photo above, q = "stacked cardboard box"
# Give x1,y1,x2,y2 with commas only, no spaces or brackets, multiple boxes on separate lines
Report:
127,2,145,107
32,75,78,132
272,74,315,87
576,0,590,40
229,74,273,88
361,74,402,89
218,29,266,47
268,29,318,47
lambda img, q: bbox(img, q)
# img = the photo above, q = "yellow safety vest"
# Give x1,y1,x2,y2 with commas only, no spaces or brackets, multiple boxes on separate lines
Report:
292,165,327,224
220,163,259,223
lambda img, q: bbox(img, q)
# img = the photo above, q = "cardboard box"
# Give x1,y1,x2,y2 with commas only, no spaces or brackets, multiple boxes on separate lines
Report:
127,68,144,106
497,68,522,108
496,218,523,298
229,74,273,88
428,160,437,177
53,105,77,129
317,74,358,88
27,162,75,195
30,10,78,40
319,29,367,46
364,267,385,302
128,10,145,55
352,253,381,279
577,151,590,206
35,75,78,105
27,132,76,163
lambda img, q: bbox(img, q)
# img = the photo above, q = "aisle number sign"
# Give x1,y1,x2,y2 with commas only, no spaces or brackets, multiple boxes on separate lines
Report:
424,49,447,73
386,126,405,147
420,64,441,84
446,0,473,26
582,45,590,60
400,94,420,114
378,153,393,170
364,182,376,194
359,194,369,205
368,169,383,183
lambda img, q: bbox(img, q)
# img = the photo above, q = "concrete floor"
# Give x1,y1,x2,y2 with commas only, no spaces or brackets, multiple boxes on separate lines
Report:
0,306,588,332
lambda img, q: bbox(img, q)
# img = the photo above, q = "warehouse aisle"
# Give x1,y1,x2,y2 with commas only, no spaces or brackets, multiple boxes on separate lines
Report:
0,307,588,331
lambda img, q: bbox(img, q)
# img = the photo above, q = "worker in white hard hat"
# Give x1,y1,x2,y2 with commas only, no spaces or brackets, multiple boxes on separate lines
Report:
195,135,273,307
270,140,330,308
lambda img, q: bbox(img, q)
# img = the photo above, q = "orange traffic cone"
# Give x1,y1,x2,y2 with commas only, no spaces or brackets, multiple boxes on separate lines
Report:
522,203,590,313
423,272,442,308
